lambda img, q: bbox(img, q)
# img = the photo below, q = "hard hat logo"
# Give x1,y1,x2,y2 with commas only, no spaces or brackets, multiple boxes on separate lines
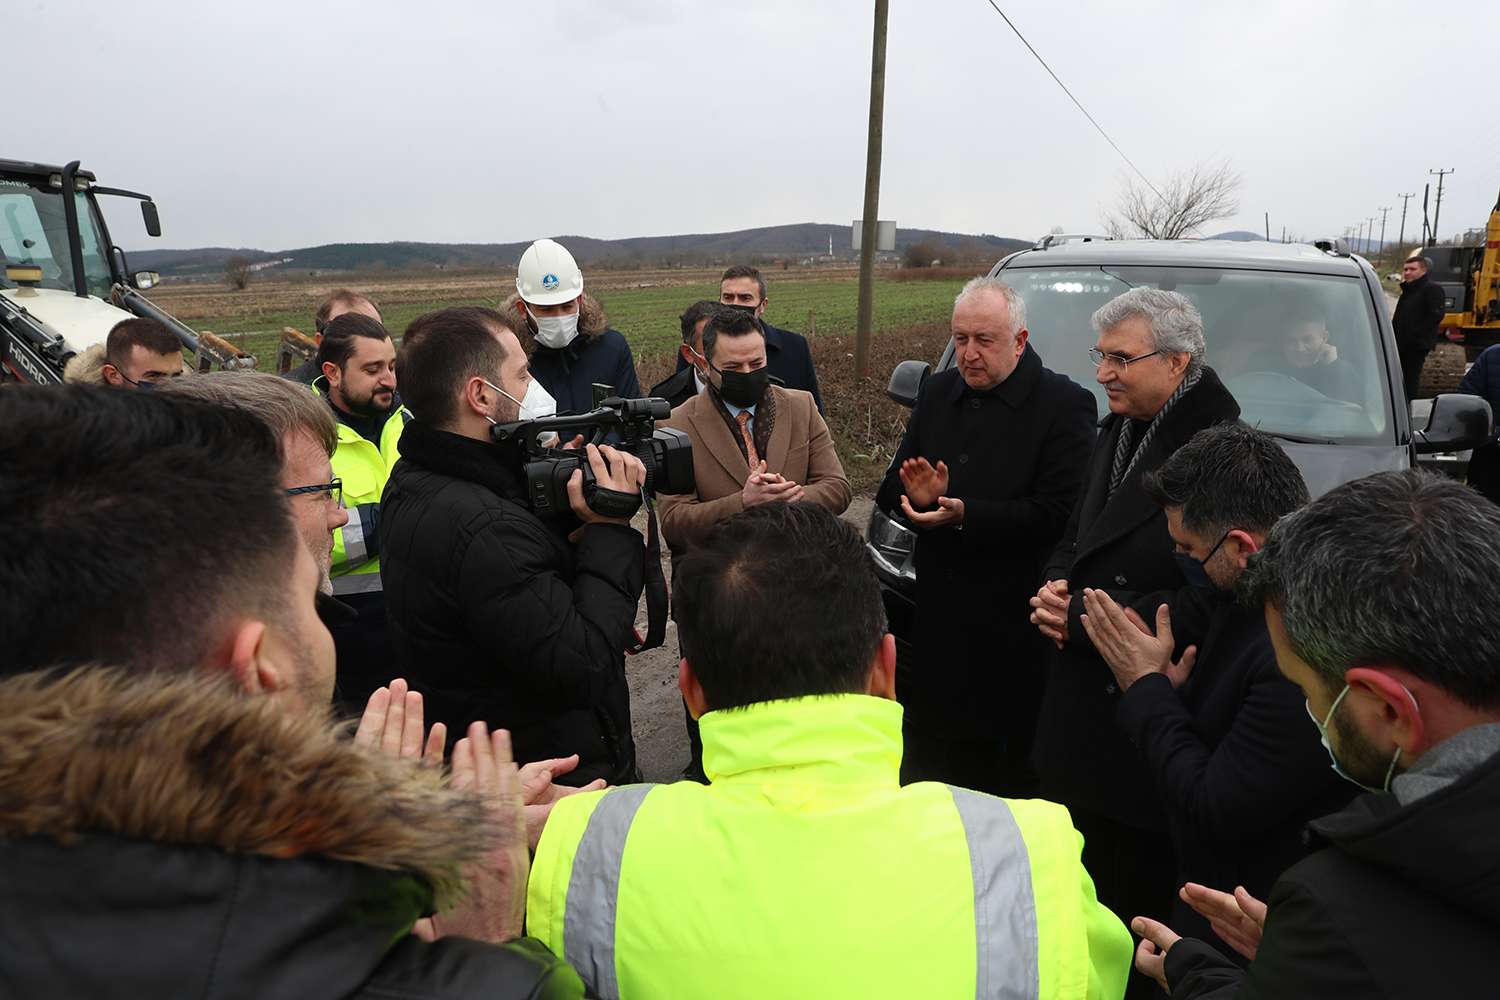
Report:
517,238,584,306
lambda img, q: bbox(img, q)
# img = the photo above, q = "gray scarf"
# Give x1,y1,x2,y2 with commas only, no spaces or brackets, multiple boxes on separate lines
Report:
1109,371,1200,495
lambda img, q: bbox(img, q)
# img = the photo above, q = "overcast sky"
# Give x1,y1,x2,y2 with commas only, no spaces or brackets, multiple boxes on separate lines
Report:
16,0,1498,253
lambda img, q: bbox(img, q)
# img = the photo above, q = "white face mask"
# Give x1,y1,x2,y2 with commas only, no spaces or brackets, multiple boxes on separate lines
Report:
529,308,580,350
482,377,557,422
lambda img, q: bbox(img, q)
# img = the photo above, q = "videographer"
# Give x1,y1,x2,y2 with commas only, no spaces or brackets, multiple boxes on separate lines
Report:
380,305,647,786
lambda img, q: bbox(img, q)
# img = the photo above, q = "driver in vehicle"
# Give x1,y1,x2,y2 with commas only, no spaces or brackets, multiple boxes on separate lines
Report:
1242,306,1361,405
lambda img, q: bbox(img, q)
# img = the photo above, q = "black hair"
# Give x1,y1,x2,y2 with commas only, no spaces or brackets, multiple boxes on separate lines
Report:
105,318,182,368
720,263,766,300
0,385,297,677
1241,469,1500,710
700,307,762,365
679,300,724,346
1141,422,1309,538
316,312,391,370
672,503,887,710
396,306,518,428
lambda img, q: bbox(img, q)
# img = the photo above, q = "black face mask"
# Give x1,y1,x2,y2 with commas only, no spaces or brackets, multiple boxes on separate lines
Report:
712,364,772,409
721,302,759,318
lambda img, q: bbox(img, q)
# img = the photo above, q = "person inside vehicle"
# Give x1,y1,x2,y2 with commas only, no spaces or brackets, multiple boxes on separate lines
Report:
1241,305,1361,405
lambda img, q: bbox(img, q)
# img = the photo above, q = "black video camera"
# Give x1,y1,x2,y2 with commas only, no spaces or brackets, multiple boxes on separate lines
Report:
488,388,695,521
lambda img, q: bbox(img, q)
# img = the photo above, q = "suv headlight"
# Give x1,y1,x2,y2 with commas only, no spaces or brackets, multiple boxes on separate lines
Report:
865,505,917,585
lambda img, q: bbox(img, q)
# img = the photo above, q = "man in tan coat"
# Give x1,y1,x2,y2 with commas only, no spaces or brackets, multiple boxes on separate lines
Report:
658,307,850,553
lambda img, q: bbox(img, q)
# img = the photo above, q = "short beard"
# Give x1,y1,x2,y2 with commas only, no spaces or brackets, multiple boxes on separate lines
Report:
1330,707,1402,788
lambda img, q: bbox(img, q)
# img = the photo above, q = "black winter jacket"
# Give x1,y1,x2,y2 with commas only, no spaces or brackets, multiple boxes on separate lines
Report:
1458,342,1500,503
381,420,646,785
1392,273,1447,353
0,667,584,1000
1034,368,1240,828
1164,739,1500,999
531,328,641,416
874,348,1098,739
1116,595,1354,958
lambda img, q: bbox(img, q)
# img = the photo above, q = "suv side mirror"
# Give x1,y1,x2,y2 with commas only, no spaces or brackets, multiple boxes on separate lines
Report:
140,200,162,238
131,270,159,290
1413,393,1494,453
887,360,931,408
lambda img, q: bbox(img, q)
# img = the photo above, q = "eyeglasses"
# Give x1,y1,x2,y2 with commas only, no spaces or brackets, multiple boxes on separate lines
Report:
284,478,343,508
1088,348,1162,372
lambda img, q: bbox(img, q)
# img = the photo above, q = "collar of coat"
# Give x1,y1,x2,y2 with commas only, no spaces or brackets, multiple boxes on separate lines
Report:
397,418,528,505
0,666,493,905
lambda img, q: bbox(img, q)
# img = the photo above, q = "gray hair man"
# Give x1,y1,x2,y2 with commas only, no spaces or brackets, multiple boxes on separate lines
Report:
1133,469,1500,998
1028,286,1241,953
874,275,1096,797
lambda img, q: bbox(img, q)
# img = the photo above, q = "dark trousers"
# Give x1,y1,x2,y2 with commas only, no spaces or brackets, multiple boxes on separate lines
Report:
899,720,1039,799
331,588,400,720
1400,347,1430,401
1068,805,1178,1000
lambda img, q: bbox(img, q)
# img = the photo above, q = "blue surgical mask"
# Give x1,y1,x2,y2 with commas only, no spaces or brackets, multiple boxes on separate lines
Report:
1305,682,1417,793
1173,530,1230,593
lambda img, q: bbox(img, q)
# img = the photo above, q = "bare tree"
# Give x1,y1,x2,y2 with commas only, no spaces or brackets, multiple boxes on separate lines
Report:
225,256,253,291
1102,160,1242,240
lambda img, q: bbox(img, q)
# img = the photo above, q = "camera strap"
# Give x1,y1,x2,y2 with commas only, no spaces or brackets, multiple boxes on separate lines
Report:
625,487,669,654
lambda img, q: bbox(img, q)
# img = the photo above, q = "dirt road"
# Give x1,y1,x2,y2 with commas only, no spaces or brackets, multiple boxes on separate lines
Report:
625,493,876,782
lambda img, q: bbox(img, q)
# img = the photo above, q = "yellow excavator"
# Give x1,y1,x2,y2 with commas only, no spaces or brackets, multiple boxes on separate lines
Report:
1427,185,1500,359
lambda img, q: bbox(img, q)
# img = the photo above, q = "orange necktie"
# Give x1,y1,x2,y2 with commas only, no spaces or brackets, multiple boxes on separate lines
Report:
735,411,759,467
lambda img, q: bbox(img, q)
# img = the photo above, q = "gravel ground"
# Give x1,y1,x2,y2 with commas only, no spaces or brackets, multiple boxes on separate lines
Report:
625,492,876,782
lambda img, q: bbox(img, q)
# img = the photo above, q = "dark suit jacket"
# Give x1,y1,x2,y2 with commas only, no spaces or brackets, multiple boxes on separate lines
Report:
648,366,698,411
874,347,1097,738
1117,595,1356,959
658,385,849,552
672,319,823,413
1034,368,1241,828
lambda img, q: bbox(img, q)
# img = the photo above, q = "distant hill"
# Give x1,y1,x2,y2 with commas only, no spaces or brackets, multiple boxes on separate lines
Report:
1207,230,1267,242
127,223,1031,279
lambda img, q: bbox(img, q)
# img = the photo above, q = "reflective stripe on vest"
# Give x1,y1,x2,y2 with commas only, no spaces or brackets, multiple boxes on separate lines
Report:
563,783,654,1000
947,785,1040,1000
559,783,1039,1000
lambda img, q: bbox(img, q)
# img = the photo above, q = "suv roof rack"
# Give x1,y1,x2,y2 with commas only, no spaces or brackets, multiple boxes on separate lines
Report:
1312,237,1352,258
1032,233,1115,250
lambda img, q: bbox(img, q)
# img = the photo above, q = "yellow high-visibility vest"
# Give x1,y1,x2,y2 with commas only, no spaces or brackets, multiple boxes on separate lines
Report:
529,695,1131,1000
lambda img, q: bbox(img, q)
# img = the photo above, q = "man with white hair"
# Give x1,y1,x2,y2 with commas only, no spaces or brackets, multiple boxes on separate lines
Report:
1029,287,1240,979
874,276,1096,797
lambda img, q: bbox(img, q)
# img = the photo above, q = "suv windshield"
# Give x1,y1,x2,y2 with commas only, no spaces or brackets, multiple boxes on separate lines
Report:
1003,264,1392,442
0,174,113,300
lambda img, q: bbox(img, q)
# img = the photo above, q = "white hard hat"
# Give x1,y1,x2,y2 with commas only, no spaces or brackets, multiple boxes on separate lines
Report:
516,239,584,306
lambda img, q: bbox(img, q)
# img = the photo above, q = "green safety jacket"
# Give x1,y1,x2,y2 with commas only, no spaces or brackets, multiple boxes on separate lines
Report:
325,394,409,595
528,695,1131,1000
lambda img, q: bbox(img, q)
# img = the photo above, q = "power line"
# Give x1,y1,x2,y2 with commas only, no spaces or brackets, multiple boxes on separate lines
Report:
981,1,1163,202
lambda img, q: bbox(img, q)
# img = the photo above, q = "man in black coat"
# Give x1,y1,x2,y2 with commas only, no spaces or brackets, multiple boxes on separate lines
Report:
1133,470,1500,999
380,306,648,786
1078,424,1354,974
649,300,721,410
1391,254,1448,400
875,277,1096,796
1029,287,1240,956
670,264,823,413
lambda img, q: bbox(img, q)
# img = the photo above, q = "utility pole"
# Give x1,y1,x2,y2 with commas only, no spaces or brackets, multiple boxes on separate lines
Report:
1429,168,1454,245
1396,192,1414,249
1357,221,1365,253
1367,217,1378,257
1421,184,1431,245
1378,207,1390,267
853,0,889,380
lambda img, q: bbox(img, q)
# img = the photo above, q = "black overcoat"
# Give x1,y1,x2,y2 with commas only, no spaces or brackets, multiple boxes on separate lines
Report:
875,346,1097,739
1033,368,1240,828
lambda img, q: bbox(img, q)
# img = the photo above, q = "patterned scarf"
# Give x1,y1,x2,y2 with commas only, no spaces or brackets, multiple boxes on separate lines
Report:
1109,370,1200,495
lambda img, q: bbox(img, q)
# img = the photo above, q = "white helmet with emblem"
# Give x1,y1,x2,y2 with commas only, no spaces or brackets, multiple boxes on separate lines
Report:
516,239,584,306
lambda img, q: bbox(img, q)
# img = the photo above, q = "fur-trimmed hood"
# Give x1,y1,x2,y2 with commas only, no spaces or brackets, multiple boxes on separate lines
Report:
0,666,492,901
505,291,611,354
62,341,109,385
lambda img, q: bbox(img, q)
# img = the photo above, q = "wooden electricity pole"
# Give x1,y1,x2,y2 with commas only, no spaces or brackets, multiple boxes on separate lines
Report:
854,0,889,380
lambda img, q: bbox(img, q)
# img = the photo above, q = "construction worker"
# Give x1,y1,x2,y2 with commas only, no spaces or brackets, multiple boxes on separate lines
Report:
314,310,409,716
506,239,640,413
528,502,1132,1000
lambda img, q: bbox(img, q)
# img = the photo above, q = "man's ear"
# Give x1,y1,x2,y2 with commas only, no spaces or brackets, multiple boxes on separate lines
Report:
865,634,898,702
1345,666,1425,755
1224,529,1263,571
679,658,709,719
313,332,322,347
101,364,124,386
225,619,280,694
321,361,340,387
463,375,492,419
679,343,698,368
756,296,769,319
